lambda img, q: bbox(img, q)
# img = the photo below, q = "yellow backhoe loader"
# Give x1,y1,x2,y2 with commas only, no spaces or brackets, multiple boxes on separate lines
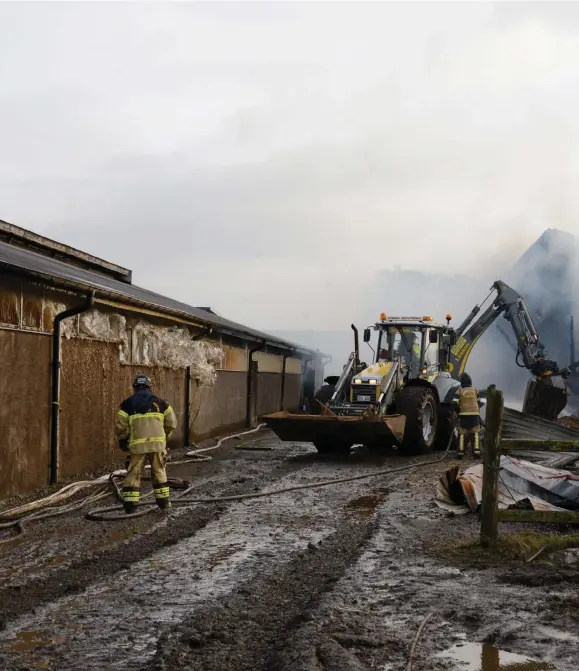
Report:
264,280,570,456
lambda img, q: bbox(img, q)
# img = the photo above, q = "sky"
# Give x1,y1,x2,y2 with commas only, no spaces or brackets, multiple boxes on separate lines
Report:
2,2,579,332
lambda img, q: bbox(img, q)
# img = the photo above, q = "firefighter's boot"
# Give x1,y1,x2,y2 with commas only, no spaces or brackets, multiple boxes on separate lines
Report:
473,433,481,459
457,433,465,460
153,482,171,510
122,487,140,514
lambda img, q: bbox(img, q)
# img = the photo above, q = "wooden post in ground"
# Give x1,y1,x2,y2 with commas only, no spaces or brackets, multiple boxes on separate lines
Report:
480,385,504,547
482,643,499,671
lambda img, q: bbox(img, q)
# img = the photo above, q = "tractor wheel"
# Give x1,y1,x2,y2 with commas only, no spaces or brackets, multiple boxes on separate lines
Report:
313,438,351,456
310,384,335,415
397,386,438,455
435,404,458,451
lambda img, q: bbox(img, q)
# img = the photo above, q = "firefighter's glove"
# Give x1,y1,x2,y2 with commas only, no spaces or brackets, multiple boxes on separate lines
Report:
118,438,130,453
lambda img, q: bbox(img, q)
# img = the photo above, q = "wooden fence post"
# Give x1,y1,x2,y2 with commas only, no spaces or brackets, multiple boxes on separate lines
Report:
480,385,504,547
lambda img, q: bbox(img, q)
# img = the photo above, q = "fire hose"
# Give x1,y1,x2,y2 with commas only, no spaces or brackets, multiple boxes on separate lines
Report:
0,425,265,545
1,423,458,537
86,446,455,521
86,422,458,520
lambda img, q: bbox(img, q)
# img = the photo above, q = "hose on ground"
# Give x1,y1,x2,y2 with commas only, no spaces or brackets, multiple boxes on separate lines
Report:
86,431,457,521
0,425,267,545
0,487,111,546
184,424,266,457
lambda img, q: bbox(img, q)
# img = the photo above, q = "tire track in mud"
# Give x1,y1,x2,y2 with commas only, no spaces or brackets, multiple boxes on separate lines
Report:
148,515,380,671
0,450,402,671
267,488,579,671
0,446,313,627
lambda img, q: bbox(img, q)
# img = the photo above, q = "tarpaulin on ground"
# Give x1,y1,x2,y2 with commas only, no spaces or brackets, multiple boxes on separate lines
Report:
436,456,579,515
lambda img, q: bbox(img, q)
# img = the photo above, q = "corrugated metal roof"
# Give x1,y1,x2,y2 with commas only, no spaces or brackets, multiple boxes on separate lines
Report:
0,238,320,356
0,219,132,284
502,406,579,440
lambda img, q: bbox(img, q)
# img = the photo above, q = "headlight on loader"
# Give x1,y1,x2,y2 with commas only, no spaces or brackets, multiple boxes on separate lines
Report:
368,379,378,385
354,378,362,384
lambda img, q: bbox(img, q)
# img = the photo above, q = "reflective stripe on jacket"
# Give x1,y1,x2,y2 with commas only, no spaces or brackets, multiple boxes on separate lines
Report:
458,387,480,416
116,390,178,454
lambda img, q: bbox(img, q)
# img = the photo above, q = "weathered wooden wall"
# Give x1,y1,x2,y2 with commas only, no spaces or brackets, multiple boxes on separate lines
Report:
0,330,51,497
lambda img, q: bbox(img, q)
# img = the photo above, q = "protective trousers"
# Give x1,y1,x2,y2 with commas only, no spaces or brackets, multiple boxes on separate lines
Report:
122,452,170,513
458,426,480,458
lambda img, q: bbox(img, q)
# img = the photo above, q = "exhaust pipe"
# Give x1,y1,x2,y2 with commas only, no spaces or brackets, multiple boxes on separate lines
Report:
351,324,360,369
571,316,575,368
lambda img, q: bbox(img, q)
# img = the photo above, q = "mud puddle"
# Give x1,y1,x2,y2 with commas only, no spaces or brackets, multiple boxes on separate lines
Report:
437,642,556,670
344,487,390,519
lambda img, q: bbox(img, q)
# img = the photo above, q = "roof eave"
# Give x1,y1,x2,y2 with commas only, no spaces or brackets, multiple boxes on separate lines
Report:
0,260,321,357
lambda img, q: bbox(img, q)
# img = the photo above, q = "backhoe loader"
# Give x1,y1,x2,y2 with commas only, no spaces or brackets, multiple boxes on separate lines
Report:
264,280,571,455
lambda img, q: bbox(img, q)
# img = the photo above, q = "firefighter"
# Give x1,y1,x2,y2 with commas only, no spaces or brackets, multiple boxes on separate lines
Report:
455,372,482,459
116,375,178,514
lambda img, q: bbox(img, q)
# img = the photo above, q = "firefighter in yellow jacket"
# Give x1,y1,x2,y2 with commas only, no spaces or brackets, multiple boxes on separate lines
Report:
455,372,482,459
116,375,178,514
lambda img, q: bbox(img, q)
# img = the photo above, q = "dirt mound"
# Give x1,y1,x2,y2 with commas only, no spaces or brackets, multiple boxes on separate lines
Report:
556,415,579,431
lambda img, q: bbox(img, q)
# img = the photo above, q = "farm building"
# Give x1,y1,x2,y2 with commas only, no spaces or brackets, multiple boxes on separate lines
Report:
0,220,326,497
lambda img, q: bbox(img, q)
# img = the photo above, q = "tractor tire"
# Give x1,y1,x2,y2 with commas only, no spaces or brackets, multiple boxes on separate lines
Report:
397,386,438,455
310,384,335,415
435,404,458,451
313,438,351,456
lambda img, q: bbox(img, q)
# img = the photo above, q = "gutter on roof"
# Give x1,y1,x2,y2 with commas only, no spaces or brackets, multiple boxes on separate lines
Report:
95,296,206,329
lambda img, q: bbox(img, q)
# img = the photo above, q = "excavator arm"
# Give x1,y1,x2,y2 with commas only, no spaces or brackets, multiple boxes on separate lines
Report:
448,280,568,421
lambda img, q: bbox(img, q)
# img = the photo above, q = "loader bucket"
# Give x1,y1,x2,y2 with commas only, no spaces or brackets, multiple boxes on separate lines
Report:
262,411,406,447
522,378,567,422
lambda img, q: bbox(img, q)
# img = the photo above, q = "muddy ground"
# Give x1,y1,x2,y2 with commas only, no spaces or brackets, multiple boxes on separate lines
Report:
0,432,578,671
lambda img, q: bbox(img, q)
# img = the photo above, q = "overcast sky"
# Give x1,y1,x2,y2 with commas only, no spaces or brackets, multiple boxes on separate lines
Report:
2,2,579,331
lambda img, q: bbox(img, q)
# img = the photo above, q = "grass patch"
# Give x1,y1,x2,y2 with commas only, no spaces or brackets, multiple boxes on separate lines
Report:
448,531,579,563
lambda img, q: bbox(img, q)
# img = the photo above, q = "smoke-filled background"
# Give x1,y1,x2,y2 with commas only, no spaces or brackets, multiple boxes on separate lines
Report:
2,3,579,401
277,229,579,406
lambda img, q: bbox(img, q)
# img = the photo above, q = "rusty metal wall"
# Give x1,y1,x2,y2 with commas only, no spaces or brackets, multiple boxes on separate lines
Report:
0,330,51,497
59,339,186,479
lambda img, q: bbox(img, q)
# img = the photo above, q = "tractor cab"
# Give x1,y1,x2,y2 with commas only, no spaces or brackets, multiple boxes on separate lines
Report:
362,315,451,383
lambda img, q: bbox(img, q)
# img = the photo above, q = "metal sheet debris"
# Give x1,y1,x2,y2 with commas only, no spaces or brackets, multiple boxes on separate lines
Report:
436,456,579,515
502,405,579,441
